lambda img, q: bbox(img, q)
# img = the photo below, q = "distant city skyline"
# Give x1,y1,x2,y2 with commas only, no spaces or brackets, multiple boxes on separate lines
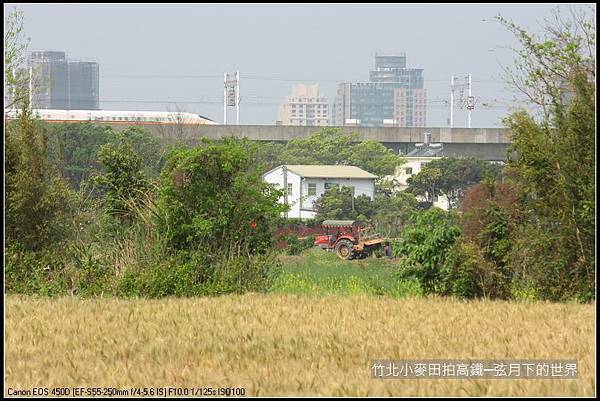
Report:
27,50,100,110
8,3,594,126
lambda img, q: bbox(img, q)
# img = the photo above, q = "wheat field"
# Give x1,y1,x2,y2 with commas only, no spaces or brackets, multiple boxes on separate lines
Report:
5,294,595,396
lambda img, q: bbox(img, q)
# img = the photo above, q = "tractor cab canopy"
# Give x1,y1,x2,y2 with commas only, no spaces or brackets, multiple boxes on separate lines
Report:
321,220,362,228
320,220,363,236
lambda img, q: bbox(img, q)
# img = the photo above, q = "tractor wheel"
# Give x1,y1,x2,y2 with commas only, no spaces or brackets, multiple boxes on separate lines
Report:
335,239,355,260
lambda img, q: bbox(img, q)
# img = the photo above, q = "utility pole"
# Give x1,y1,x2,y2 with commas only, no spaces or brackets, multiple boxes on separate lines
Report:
449,74,474,128
467,73,473,128
236,70,240,125
449,75,454,128
299,177,303,218
283,165,288,219
223,72,227,124
224,71,241,125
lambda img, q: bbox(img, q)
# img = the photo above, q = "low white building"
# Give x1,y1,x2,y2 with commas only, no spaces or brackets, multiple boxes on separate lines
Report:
262,165,377,219
394,144,451,210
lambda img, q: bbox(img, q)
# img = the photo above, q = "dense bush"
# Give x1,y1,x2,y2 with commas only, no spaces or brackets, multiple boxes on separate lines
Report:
47,123,118,189
93,138,150,222
448,180,518,299
117,251,209,298
372,192,419,237
47,124,165,190
158,138,286,255
117,251,281,298
285,234,316,255
439,241,489,298
6,133,286,298
441,240,514,299
393,208,461,294
117,126,166,178
5,110,76,251
498,12,596,302
5,244,70,296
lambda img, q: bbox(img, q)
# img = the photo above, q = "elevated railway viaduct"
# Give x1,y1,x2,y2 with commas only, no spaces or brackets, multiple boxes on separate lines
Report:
92,122,512,161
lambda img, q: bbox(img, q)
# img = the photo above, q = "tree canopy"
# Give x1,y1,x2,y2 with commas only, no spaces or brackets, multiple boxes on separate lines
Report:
276,128,405,185
407,157,503,208
497,6,595,301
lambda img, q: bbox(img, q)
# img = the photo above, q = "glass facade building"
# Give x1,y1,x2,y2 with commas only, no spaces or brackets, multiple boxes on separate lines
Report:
28,51,99,110
332,54,426,127
69,62,100,110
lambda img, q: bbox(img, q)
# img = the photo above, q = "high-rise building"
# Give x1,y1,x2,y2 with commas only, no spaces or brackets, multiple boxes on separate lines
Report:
332,53,426,127
68,62,99,110
277,84,329,126
28,50,99,110
29,51,69,109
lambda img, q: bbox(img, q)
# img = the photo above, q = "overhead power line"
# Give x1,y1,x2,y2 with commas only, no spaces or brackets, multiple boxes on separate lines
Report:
101,72,504,84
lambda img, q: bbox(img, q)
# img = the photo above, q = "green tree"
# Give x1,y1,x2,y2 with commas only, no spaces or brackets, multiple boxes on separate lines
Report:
47,124,165,190
47,123,118,189
394,208,461,294
442,180,520,299
280,128,405,194
118,126,166,178
253,141,286,172
5,10,74,251
158,138,286,256
313,186,375,222
281,128,358,165
93,139,149,222
498,7,595,301
6,109,75,251
348,140,405,178
372,191,419,237
407,157,502,208
406,166,442,204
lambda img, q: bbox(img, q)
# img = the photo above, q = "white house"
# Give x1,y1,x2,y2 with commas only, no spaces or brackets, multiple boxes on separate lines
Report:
394,141,504,210
393,145,451,210
262,165,377,219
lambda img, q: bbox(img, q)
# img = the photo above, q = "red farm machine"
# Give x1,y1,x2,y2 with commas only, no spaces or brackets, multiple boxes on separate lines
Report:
313,220,392,260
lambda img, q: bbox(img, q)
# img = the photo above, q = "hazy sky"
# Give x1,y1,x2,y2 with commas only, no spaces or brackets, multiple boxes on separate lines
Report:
7,3,595,127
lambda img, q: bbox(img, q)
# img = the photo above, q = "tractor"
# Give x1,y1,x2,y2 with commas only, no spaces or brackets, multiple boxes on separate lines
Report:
313,220,391,260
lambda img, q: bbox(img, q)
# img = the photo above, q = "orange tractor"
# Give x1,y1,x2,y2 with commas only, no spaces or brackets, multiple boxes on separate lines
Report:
313,220,391,260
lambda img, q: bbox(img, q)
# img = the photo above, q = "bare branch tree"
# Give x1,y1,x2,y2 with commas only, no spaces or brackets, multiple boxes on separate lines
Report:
495,5,595,122
4,7,31,112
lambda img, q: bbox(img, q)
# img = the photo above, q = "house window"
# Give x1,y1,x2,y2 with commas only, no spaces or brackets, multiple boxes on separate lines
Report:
405,167,413,175
287,183,293,197
324,182,339,191
308,183,317,196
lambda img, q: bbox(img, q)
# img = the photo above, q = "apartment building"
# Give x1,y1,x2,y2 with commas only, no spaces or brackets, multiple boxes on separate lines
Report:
277,84,329,126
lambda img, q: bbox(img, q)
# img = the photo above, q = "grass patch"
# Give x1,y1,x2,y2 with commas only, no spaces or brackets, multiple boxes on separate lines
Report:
272,247,422,298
